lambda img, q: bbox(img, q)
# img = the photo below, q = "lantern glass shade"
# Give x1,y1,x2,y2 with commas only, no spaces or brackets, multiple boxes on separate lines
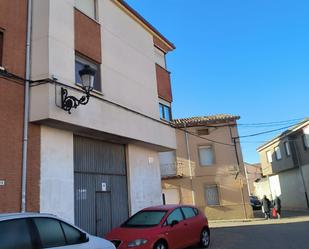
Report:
79,65,96,92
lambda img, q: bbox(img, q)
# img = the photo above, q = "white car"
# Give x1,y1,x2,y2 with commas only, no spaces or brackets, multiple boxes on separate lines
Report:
0,212,116,249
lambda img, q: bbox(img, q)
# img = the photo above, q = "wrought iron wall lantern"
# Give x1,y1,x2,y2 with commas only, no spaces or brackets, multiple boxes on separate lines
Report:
61,65,96,114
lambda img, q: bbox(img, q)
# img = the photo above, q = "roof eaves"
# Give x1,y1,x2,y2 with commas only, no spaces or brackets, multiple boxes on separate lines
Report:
256,118,309,152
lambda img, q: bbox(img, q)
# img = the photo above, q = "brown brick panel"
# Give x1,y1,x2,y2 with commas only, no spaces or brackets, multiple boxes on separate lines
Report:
74,8,101,63
156,64,172,102
0,80,24,212
0,0,40,213
0,0,27,76
26,124,41,212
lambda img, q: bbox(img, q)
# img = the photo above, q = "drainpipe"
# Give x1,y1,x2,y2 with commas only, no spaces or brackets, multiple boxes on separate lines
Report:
21,0,33,212
184,125,195,205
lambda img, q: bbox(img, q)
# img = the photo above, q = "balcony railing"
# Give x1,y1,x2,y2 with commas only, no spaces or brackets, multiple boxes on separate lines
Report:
160,162,184,178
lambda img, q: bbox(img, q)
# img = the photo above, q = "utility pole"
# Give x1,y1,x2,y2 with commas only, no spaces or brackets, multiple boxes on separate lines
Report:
229,124,248,219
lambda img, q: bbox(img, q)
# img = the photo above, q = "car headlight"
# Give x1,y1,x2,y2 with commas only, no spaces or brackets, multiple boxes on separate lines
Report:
127,239,148,247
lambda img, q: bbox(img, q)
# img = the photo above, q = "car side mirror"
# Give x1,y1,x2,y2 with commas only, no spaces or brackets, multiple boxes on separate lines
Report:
170,220,179,227
80,232,89,243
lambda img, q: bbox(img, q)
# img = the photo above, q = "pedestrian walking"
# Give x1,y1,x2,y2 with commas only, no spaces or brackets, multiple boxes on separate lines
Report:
261,195,271,219
273,196,282,219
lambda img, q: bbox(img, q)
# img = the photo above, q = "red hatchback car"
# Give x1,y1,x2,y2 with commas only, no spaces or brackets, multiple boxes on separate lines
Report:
106,204,210,249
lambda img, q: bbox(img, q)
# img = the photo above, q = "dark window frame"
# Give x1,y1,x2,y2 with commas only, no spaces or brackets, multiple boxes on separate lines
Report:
0,31,4,66
274,146,282,161
284,141,291,157
204,184,220,206
302,134,309,150
159,103,172,121
75,54,101,93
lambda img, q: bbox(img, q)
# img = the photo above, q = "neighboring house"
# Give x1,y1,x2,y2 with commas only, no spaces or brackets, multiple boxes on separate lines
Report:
244,162,262,196
257,118,309,210
159,114,253,220
0,0,41,213
0,0,176,237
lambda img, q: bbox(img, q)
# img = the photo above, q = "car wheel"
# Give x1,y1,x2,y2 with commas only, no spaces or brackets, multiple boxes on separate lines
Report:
200,228,210,248
153,240,167,249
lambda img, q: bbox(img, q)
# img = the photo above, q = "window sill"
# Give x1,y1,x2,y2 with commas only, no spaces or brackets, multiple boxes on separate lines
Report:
160,118,172,124
75,83,104,97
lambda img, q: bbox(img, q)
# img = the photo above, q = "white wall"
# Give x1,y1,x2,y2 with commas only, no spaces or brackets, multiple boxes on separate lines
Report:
98,0,160,118
40,126,74,222
154,47,166,69
273,169,308,209
30,0,176,151
32,0,75,84
256,169,309,210
127,144,163,215
254,178,272,200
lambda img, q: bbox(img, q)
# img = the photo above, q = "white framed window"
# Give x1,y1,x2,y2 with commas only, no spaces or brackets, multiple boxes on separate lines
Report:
199,145,214,166
75,0,96,20
284,141,291,156
275,146,282,160
266,150,272,163
159,103,171,121
75,55,101,92
303,134,309,150
204,185,220,206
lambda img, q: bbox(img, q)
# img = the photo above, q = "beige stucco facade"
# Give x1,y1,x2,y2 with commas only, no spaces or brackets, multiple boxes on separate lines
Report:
161,117,253,220
244,163,262,196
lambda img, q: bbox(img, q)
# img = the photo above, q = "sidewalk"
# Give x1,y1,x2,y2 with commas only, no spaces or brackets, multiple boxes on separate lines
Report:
209,210,309,228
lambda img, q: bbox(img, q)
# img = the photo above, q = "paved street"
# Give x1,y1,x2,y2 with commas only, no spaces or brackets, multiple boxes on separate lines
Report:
207,211,309,249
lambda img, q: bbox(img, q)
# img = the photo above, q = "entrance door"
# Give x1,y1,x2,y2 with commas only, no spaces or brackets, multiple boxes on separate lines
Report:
74,136,129,236
96,192,112,237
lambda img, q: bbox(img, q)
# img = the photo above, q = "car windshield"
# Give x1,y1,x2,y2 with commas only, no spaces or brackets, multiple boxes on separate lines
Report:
122,210,167,228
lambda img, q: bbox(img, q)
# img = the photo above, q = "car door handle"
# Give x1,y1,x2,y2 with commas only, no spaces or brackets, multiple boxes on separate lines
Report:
184,223,188,226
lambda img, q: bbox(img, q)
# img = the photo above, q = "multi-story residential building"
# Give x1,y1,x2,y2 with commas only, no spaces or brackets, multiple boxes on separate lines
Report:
244,162,262,196
160,114,253,220
0,0,176,237
257,118,309,210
